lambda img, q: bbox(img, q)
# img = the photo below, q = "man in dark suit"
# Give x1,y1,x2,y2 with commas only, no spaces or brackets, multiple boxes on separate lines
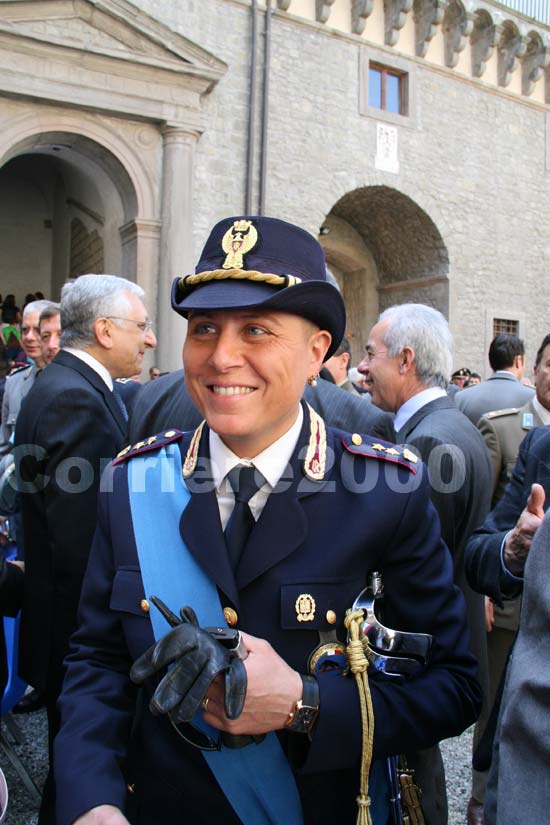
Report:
54,217,479,825
358,303,492,825
456,334,534,425
14,273,156,825
465,425,549,604
464,426,550,824
128,369,395,444
469,334,550,820
482,507,550,825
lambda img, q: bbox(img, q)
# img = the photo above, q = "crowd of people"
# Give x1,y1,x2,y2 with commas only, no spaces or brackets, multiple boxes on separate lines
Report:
0,216,547,825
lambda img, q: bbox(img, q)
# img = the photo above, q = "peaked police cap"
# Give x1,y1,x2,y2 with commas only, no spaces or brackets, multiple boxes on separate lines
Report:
171,216,346,359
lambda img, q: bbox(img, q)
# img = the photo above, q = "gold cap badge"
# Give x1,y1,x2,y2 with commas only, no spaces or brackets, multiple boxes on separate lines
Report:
222,220,258,270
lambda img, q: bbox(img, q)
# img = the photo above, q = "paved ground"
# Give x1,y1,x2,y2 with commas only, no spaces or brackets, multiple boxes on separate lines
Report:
2,707,474,824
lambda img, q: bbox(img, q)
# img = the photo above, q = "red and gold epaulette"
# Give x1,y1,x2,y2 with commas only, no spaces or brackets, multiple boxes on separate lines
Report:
342,434,419,474
113,430,183,465
182,420,206,477
303,404,327,480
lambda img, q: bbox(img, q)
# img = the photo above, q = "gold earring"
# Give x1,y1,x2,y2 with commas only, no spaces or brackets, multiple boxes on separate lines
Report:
307,374,319,387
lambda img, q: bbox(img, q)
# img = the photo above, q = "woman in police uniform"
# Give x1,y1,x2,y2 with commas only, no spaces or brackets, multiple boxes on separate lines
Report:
54,216,480,825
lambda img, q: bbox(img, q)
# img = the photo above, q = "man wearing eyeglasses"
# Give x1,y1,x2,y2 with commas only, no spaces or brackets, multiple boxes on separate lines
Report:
14,274,156,825
358,303,492,825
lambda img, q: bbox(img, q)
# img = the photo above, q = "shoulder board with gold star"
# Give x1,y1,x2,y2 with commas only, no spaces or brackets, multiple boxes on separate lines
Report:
483,408,519,420
113,430,184,465
341,434,418,474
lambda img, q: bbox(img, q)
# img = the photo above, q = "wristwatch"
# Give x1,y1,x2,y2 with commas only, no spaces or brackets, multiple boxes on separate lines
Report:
284,674,320,735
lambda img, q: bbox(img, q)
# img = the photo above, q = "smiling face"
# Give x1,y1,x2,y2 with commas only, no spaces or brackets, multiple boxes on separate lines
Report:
183,309,331,457
21,309,43,365
103,292,157,378
357,320,404,412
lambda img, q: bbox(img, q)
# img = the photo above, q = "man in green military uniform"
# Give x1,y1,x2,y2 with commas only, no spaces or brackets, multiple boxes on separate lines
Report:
478,334,550,504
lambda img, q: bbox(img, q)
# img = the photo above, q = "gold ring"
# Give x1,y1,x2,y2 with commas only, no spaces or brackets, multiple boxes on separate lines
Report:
201,696,209,711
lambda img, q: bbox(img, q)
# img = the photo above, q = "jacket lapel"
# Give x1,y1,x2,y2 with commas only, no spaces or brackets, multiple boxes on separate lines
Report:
236,408,332,590
397,396,453,441
55,350,127,436
179,407,333,598
178,433,240,607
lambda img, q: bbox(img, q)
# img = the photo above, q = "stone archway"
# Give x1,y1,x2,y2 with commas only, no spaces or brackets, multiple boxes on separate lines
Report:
320,186,449,364
0,130,139,303
0,0,226,372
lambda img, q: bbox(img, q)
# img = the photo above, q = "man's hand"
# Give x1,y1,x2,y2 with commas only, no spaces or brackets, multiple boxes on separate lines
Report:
73,805,129,825
130,619,247,723
485,597,494,632
504,483,545,576
202,632,303,736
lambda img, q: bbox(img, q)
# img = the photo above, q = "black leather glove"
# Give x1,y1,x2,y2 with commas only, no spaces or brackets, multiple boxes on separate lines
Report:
130,611,247,724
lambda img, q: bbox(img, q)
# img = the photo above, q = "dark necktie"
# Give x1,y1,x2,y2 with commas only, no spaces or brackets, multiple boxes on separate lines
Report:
112,387,128,422
224,465,265,571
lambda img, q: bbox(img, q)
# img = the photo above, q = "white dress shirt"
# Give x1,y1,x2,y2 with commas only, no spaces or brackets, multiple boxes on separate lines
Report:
209,405,304,530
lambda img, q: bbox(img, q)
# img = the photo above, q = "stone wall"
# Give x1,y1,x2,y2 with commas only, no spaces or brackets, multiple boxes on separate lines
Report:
114,0,550,375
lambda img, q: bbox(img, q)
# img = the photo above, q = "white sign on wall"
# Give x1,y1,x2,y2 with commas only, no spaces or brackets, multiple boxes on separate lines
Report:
375,123,399,174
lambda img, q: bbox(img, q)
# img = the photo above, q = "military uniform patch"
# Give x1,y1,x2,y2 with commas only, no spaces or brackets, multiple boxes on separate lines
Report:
342,435,418,473
308,642,347,675
113,430,183,465
484,408,519,419
303,404,327,480
182,420,206,478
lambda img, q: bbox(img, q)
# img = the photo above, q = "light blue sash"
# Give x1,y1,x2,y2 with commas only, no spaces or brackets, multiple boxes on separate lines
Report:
127,443,304,825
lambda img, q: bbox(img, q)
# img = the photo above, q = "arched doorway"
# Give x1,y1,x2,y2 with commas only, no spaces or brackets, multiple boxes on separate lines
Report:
320,186,450,364
0,0,226,370
0,132,137,303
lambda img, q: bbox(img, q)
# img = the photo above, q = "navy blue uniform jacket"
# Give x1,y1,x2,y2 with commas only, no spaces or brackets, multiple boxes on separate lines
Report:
55,407,480,825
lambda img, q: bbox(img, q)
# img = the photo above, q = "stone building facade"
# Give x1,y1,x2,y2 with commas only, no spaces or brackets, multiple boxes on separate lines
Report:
0,0,548,374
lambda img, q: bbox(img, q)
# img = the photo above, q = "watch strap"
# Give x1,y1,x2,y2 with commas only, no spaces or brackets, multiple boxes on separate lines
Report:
285,674,320,734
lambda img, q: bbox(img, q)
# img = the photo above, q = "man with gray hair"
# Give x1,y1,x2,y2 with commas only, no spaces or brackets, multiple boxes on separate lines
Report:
0,299,54,455
358,303,492,825
14,274,156,825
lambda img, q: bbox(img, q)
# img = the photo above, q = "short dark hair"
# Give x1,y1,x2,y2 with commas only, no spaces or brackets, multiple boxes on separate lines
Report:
488,334,525,371
39,302,61,328
535,334,550,368
333,336,351,358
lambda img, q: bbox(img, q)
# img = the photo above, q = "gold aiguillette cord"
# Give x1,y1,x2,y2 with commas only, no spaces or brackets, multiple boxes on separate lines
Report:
345,608,375,825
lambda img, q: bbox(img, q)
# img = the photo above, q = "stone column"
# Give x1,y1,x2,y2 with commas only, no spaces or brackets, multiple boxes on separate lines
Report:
120,218,162,376
157,126,200,374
